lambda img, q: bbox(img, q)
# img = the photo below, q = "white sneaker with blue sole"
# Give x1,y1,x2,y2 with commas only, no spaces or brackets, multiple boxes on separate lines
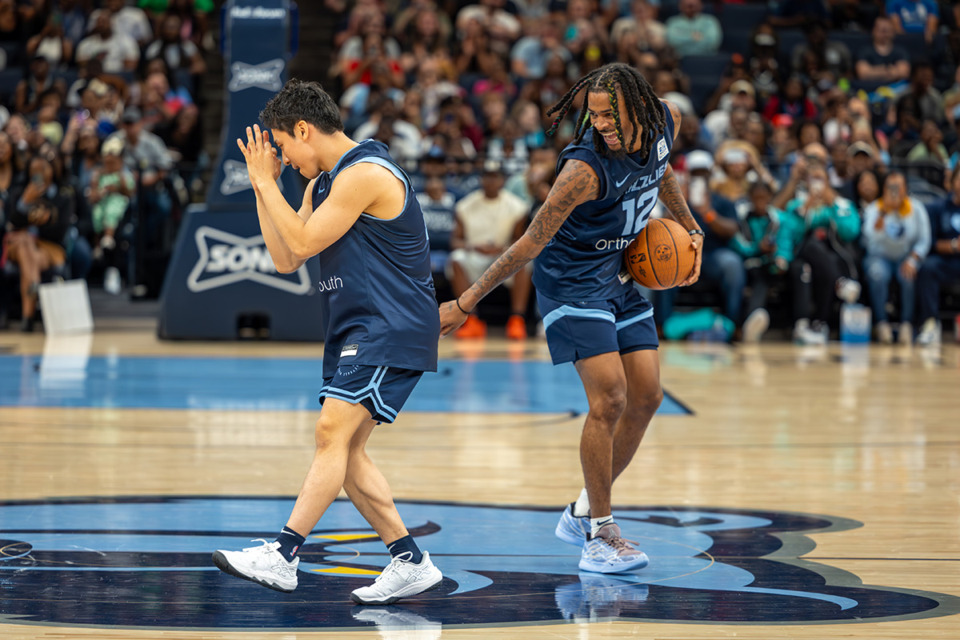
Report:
555,502,590,546
579,523,649,574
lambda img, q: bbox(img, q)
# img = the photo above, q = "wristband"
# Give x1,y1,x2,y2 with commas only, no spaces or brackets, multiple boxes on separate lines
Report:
688,228,705,238
455,298,470,314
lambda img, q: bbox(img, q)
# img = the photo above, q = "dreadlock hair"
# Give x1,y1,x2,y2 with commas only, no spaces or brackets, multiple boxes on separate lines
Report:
546,63,665,159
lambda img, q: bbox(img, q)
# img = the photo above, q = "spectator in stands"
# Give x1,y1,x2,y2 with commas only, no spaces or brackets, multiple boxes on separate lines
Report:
140,0,215,51
75,10,140,74
337,11,404,89
409,55,460,130
448,159,531,340
844,146,882,199
896,62,946,131
703,84,757,147
731,180,784,343
13,55,65,119
456,0,522,46
88,136,134,294
0,130,24,222
773,141,829,210
664,0,721,58
58,0,90,49
915,166,960,345
855,15,910,86
862,171,931,344
157,102,205,197
61,120,102,203
654,150,745,332
3,154,72,331
906,118,949,166
510,17,569,81
354,94,423,167
394,3,453,74
887,0,939,43
762,74,818,125
90,0,154,49
747,23,781,101
790,20,852,83
416,174,458,257
26,12,74,69
711,140,779,212
776,160,862,344
143,13,207,83
610,0,665,54
108,106,176,229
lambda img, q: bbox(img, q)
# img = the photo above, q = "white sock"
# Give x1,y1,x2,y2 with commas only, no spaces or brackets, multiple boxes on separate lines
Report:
573,488,590,517
590,515,614,537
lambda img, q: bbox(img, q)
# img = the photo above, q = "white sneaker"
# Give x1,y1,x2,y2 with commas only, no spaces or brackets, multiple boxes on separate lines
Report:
104,267,122,295
742,308,769,343
794,319,827,346
212,539,299,592
916,318,941,346
350,552,443,605
875,321,893,344
579,523,649,574
898,322,913,346
836,277,861,304
555,502,590,546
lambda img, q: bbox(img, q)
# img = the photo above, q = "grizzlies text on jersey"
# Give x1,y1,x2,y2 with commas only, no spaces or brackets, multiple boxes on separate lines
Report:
534,103,676,301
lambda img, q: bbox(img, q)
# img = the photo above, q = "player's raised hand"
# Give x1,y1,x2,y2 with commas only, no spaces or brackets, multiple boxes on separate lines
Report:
237,124,282,189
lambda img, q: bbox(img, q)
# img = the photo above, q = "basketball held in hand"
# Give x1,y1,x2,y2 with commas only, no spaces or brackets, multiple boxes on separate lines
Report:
624,218,696,290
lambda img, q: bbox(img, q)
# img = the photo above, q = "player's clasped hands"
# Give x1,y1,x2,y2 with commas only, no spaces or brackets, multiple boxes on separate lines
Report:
237,124,282,186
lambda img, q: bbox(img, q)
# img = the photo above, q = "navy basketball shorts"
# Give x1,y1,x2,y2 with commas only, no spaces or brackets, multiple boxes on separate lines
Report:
537,286,658,365
319,364,423,423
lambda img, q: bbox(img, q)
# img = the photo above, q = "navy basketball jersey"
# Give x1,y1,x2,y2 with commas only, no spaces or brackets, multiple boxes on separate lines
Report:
311,140,440,377
534,103,676,301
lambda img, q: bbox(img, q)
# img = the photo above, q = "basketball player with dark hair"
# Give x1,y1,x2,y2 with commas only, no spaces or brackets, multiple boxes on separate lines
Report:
440,62,703,573
212,79,443,604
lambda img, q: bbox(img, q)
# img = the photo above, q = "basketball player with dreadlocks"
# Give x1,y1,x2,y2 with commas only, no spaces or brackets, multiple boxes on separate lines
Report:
439,62,703,573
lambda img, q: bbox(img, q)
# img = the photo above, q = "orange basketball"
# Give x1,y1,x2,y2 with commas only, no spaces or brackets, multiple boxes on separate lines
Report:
623,218,696,290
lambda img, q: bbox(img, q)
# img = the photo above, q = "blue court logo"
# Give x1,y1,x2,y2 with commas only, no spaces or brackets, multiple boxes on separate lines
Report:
0,497,956,631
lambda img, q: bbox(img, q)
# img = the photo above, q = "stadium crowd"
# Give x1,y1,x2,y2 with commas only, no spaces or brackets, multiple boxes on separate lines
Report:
0,0,211,331
2,0,960,346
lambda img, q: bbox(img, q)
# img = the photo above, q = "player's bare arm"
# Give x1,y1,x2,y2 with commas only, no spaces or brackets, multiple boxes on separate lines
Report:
439,159,600,337
240,125,400,263
659,101,703,286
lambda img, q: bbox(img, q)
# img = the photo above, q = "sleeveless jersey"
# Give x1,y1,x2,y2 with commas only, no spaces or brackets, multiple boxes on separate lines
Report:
533,103,676,301
312,140,440,377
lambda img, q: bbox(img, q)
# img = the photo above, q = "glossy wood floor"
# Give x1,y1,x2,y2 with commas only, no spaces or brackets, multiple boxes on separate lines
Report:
1,319,958,639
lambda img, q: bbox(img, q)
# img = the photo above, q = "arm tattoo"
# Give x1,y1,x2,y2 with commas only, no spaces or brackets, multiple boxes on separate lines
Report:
464,161,599,307
660,164,698,230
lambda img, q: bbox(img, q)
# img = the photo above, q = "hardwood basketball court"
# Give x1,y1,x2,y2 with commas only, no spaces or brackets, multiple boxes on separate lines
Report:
0,316,957,639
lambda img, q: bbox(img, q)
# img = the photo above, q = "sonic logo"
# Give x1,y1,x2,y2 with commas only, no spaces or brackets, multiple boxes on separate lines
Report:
187,226,312,294
0,497,956,631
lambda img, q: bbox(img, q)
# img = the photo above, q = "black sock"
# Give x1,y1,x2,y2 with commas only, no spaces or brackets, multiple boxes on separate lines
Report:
275,526,306,562
387,534,423,564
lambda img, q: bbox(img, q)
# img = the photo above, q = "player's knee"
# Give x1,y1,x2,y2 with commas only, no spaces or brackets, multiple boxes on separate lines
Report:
590,386,627,425
630,386,663,417
313,415,351,450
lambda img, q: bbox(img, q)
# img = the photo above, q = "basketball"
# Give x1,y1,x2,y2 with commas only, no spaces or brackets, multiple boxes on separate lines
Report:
623,218,696,290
